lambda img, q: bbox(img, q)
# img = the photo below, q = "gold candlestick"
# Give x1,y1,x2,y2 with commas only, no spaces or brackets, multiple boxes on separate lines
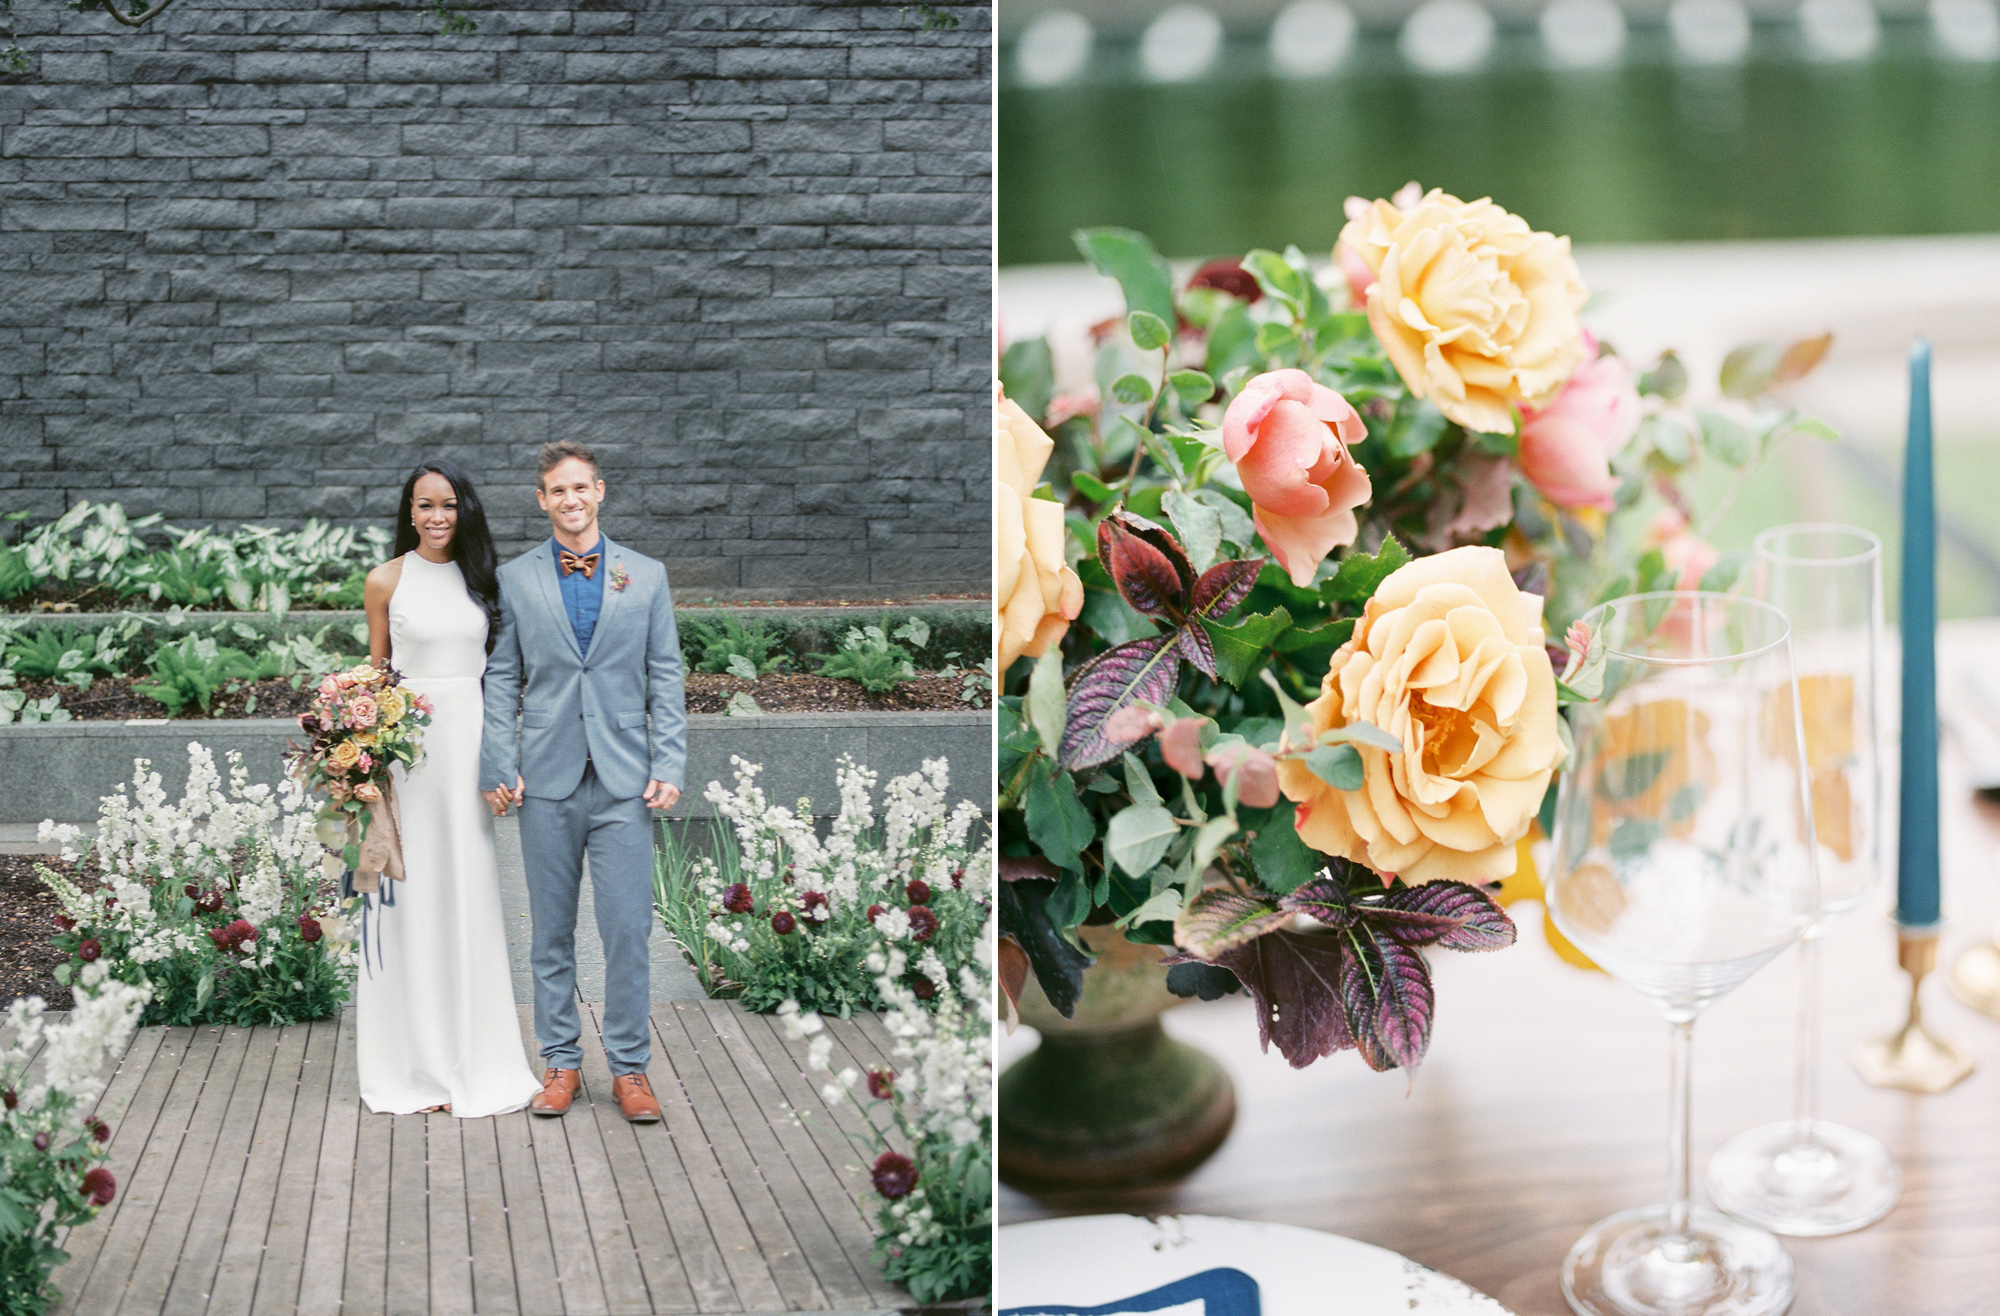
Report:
1948,921,2000,1020
1852,928,1974,1093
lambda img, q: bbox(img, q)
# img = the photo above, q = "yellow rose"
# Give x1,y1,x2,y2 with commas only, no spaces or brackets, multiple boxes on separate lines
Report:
995,389,1083,671
1276,545,1564,884
1338,189,1588,435
327,740,363,772
377,687,407,726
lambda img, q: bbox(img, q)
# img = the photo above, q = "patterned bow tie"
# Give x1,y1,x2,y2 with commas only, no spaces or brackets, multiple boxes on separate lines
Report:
559,550,599,579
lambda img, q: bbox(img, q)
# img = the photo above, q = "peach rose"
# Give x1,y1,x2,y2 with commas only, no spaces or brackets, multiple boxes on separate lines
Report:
377,687,407,726
996,389,1084,671
354,781,382,804
1276,545,1564,884
327,740,362,772
1517,340,1641,512
1338,189,1588,435
1221,369,1372,588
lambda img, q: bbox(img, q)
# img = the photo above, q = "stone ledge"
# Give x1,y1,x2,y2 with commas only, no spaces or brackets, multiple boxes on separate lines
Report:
0,711,991,826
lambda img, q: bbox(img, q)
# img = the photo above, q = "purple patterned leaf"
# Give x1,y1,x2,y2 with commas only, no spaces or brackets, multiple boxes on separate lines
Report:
1278,877,1359,932
1339,928,1435,1073
1058,635,1183,771
1173,887,1291,959
1177,622,1217,679
1190,557,1264,621
1098,512,1193,621
999,855,1061,883
1369,881,1518,952
1209,929,1356,1069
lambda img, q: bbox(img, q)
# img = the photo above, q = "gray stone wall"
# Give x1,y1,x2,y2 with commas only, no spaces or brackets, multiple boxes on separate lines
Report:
0,1,992,599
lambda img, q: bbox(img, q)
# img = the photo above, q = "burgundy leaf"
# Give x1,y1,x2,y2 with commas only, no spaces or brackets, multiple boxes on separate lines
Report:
1277,877,1359,932
1177,622,1217,678
1099,514,1192,622
1173,886,1290,959
1369,880,1518,952
1339,927,1435,1073
1209,929,1356,1069
1058,635,1183,771
1190,557,1264,621
997,935,1030,1016
999,855,1060,883
1114,510,1197,593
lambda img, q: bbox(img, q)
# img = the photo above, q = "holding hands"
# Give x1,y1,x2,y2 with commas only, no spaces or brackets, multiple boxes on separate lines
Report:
483,776,523,817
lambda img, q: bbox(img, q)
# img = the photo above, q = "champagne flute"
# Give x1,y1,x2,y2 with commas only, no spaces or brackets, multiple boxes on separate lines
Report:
1705,524,1899,1234
1549,592,1819,1316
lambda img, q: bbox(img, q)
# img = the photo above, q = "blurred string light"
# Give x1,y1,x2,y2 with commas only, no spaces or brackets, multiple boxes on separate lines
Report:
1270,0,1358,77
1540,0,1627,68
1400,0,1495,73
1932,0,2000,59
1798,0,1879,60
1141,4,1224,81
1668,0,1752,63
1015,9,1093,85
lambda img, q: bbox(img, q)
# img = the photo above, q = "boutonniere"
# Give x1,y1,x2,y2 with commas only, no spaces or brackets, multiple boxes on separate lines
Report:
610,562,630,593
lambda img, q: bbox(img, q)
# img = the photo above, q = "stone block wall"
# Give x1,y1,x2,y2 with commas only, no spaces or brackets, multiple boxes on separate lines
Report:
0,1,992,599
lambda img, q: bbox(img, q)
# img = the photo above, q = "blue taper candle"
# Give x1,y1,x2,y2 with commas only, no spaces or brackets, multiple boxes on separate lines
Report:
1898,338,1941,928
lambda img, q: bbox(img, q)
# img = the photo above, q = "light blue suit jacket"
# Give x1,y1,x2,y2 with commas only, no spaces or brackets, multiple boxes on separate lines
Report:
479,534,687,801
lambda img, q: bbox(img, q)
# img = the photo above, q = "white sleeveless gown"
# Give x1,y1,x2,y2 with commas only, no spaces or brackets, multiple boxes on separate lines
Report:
355,552,542,1117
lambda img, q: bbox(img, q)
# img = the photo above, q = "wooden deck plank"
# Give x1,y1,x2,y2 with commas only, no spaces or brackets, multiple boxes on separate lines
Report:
384,1113,430,1316
557,1026,655,1316
576,1002,698,1314
684,1001,875,1309
492,1020,563,1314
652,1001,827,1311
649,1004,787,1312
118,1023,251,1316
78,1026,225,1316
339,1016,392,1316
252,1016,337,1315
427,1111,473,1316
160,1025,282,1315
207,1023,308,1314
48,1024,166,1316
462,1114,520,1315
529,1085,611,1315
739,1010,877,1217
294,1011,360,1316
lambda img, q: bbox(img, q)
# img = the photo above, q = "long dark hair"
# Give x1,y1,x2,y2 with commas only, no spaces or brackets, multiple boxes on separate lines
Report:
394,458,501,653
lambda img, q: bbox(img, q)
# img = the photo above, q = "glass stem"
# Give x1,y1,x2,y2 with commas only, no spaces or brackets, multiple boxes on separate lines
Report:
1793,930,1822,1144
1666,1018,1696,1247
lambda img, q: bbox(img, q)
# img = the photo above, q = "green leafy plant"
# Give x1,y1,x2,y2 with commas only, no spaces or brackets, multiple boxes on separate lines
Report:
682,613,789,676
133,634,258,715
0,670,69,726
817,626,916,693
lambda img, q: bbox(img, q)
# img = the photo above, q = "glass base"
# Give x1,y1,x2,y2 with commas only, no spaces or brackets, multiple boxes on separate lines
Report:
1561,1205,1794,1316
1705,1119,1901,1236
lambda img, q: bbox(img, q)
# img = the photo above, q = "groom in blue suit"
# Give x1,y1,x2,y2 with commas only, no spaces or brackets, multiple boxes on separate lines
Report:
479,440,686,1122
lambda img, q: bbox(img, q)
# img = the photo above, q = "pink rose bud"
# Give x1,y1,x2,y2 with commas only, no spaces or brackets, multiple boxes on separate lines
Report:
1517,347,1641,513
1205,742,1281,809
354,781,381,803
1159,716,1208,780
1222,369,1373,588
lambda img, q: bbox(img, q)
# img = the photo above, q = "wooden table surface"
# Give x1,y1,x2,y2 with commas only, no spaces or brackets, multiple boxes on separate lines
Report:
999,622,2000,1316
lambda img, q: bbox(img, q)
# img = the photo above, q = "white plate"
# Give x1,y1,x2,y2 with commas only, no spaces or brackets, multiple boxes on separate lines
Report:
997,1214,1517,1316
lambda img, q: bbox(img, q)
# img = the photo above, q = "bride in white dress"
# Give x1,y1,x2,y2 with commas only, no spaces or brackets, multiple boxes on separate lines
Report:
356,459,542,1117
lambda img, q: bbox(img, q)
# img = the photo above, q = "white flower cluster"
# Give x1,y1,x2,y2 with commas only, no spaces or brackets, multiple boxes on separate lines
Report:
2,963,150,1116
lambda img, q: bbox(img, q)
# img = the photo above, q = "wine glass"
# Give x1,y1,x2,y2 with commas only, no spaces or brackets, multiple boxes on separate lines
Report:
1548,592,1819,1316
1706,525,1899,1235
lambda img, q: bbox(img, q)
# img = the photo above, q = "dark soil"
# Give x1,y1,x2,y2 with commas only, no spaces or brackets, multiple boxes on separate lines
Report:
16,670,987,720
0,856,83,1011
3,588,988,614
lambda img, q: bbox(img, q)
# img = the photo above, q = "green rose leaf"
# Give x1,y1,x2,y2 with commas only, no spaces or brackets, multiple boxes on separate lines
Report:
1304,743,1364,790
1106,802,1179,878
1719,342,1783,399
1163,490,1223,574
1199,608,1293,688
1168,369,1215,410
1323,534,1410,605
1024,767,1096,872
1026,646,1066,757
1074,227,1177,327
1111,373,1156,406
1127,310,1171,352
1249,812,1321,895
1000,337,1056,421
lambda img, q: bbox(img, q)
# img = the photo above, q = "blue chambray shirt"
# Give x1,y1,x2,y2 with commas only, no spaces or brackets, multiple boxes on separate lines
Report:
551,534,605,655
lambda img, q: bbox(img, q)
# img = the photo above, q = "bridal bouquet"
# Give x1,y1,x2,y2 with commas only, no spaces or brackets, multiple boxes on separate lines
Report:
288,660,432,894
997,186,1833,1073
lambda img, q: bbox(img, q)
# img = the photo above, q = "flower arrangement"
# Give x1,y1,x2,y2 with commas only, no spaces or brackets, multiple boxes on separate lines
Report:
779,908,993,1302
996,186,1833,1072
654,756,990,1017
38,743,355,1027
290,660,431,813
0,966,150,1316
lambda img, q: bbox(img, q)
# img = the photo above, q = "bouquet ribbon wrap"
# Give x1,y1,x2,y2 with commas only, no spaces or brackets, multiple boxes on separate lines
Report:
346,779,406,895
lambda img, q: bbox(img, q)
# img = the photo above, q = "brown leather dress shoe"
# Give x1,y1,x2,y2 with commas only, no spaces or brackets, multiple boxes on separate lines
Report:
530,1068,580,1116
612,1072,662,1122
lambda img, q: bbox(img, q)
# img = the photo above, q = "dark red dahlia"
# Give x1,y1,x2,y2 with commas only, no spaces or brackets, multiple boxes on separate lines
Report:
231,920,258,945
208,927,233,952
183,883,198,900
102,896,116,911
195,890,223,914
53,914,73,931
907,906,939,942
1185,256,1261,304
2,1089,16,1111
297,916,323,944
801,890,828,913
81,1167,115,1207
867,1068,895,1101
77,939,101,963
911,974,936,1001
905,879,931,906
950,866,965,889
31,1132,48,1152
88,1119,109,1144
722,882,755,914
866,903,885,923
870,1150,918,1200
770,911,796,935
